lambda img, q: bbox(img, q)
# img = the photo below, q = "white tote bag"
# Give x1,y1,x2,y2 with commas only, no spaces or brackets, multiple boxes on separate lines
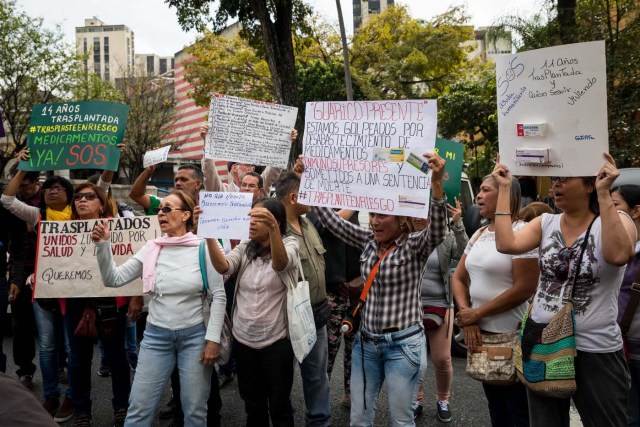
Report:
285,258,317,363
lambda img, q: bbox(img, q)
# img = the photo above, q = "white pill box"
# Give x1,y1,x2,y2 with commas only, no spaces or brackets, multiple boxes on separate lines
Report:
517,123,547,137
515,148,551,164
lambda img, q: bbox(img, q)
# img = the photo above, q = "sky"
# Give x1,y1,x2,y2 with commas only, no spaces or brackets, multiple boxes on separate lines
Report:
19,0,541,57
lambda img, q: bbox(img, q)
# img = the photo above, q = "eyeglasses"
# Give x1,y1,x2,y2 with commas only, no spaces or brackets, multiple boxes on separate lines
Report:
74,192,98,201
550,177,570,183
44,185,66,194
554,247,575,282
240,183,259,189
153,206,185,214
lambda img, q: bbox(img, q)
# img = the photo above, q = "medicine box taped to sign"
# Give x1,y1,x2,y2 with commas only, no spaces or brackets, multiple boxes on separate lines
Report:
204,94,298,169
496,40,607,177
34,217,161,298
299,100,437,217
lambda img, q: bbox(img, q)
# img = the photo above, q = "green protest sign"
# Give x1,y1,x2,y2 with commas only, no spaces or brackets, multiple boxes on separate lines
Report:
19,101,129,171
435,138,465,202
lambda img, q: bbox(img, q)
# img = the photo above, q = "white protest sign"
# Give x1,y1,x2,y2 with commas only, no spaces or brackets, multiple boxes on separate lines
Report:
204,94,298,168
197,192,252,240
34,217,161,298
143,145,171,168
298,100,437,217
497,40,608,176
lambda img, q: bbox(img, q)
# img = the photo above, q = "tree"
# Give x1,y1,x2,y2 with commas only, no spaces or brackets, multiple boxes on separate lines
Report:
350,5,473,100
0,0,77,173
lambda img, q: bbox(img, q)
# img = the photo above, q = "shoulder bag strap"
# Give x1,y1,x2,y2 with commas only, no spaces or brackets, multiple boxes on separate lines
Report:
568,215,598,301
199,240,208,292
620,255,640,337
357,243,397,304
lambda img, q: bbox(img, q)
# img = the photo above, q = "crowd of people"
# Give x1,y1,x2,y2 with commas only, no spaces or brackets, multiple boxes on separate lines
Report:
1,124,640,427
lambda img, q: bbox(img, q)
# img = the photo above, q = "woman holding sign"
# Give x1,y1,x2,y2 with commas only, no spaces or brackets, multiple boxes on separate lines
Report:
492,154,635,427
306,153,448,426
92,190,226,427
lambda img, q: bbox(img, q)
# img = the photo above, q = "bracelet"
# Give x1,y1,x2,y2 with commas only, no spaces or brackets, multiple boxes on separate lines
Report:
494,212,511,216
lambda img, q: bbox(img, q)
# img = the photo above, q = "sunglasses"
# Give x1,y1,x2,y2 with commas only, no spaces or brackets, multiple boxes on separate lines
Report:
153,206,185,214
74,192,98,201
550,177,570,183
554,247,575,282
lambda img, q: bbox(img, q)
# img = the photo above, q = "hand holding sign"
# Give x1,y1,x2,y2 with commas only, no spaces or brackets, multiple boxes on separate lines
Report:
447,198,462,224
91,220,110,243
491,155,513,188
595,153,620,193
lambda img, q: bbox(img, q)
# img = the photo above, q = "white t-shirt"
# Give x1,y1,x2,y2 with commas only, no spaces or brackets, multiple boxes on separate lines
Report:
465,221,538,333
531,214,627,352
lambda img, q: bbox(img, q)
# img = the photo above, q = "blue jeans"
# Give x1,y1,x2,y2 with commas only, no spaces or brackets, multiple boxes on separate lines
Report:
33,299,71,400
98,317,136,361
351,324,426,427
299,325,331,426
629,358,640,427
126,322,212,427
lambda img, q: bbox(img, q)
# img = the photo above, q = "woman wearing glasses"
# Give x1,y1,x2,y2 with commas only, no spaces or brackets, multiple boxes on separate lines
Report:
492,154,636,427
92,190,226,427
451,173,539,427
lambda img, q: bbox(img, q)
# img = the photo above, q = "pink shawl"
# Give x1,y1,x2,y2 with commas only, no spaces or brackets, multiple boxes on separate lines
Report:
142,232,201,293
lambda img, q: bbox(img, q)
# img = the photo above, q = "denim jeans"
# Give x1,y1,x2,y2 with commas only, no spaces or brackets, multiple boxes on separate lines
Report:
33,299,71,400
11,284,37,377
126,322,212,427
629,358,640,427
299,325,331,426
98,318,136,362
351,324,426,427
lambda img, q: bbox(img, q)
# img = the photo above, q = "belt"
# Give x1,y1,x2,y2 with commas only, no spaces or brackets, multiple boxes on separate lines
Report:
360,324,423,344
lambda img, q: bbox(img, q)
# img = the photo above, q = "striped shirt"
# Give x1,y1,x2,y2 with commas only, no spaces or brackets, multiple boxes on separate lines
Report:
314,199,447,333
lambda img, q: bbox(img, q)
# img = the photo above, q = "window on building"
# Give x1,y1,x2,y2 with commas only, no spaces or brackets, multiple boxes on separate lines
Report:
159,58,167,75
93,37,100,75
147,56,154,74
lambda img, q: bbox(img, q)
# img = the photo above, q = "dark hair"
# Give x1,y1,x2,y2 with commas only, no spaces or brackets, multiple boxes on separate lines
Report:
86,174,118,216
246,198,287,260
611,185,640,211
9,165,39,183
274,171,300,202
517,201,554,222
41,175,74,207
227,161,236,172
71,183,112,219
242,171,263,189
170,189,196,232
581,177,599,214
177,163,204,182
481,174,522,221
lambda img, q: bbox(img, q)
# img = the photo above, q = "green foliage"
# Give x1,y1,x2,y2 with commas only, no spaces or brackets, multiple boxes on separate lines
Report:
296,60,365,108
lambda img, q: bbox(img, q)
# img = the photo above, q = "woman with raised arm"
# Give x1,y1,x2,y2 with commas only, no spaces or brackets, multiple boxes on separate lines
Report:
492,153,636,427
206,197,299,427
92,190,226,427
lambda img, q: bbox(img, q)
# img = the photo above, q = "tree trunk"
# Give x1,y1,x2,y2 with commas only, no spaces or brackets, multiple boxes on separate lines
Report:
557,0,577,44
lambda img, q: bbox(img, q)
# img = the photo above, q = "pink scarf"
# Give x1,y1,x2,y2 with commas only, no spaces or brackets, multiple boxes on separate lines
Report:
142,232,202,293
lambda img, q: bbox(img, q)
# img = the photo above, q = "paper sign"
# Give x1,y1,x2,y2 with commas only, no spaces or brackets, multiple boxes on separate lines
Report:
435,138,465,202
204,94,298,168
496,40,608,176
299,100,437,217
34,217,161,298
19,101,129,172
197,192,252,239
143,145,171,168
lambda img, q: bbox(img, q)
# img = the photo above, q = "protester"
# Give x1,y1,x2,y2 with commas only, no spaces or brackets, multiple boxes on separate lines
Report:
517,201,554,222
411,197,469,423
240,171,267,201
303,152,447,425
206,198,299,426
451,174,539,427
492,153,635,427
0,186,9,375
93,190,226,427
275,172,331,426
611,184,640,427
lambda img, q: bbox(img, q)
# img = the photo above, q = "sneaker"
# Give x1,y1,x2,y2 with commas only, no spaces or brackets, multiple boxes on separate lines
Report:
218,371,234,388
54,396,74,422
128,355,138,372
58,368,68,384
19,374,34,390
72,415,92,427
413,404,423,420
437,400,452,423
159,398,177,419
340,394,351,409
113,408,127,427
42,396,60,416
97,361,111,377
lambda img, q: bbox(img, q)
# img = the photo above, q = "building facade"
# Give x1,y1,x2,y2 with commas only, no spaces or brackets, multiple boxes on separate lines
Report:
353,0,394,31
134,54,175,77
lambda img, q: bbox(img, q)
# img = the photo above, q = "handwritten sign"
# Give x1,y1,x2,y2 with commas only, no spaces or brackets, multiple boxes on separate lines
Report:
197,192,252,239
19,101,129,172
143,145,171,168
34,217,160,298
298,100,437,217
496,41,607,176
435,138,465,202
204,94,298,168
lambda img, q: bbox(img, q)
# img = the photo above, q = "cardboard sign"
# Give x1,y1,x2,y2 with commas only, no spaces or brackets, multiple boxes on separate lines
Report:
299,100,437,217
34,217,161,298
496,41,608,176
20,101,129,172
435,138,465,202
204,94,298,168
197,192,252,240
143,145,171,168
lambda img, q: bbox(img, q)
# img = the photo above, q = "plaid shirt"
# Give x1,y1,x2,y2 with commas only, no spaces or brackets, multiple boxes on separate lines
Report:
314,199,447,333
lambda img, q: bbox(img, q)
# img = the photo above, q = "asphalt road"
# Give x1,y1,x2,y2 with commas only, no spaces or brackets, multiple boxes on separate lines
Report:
2,334,583,426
